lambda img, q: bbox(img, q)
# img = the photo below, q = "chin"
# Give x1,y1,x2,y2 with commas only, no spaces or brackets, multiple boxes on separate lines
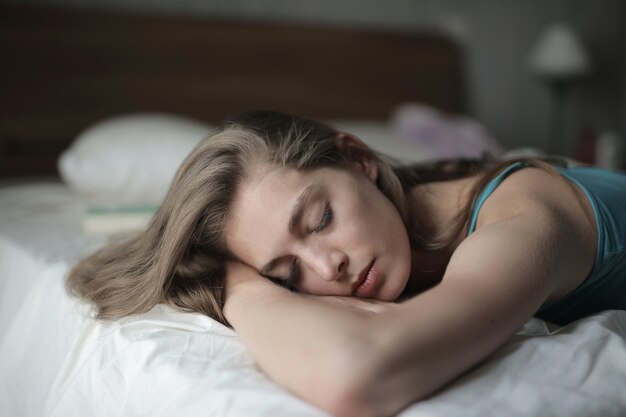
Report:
384,274,411,302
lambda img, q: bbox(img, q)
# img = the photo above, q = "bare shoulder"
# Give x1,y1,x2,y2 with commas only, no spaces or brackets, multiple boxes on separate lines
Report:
455,165,597,302
474,166,594,230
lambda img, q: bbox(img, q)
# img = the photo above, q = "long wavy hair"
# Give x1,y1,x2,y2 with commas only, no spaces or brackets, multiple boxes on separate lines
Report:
66,110,563,326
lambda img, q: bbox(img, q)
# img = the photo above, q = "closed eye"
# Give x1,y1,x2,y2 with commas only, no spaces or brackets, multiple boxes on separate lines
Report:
285,258,300,290
314,201,332,233
262,257,300,292
265,201,331,291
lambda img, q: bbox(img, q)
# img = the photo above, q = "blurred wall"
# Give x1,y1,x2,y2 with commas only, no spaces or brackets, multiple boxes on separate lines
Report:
4,0,625,155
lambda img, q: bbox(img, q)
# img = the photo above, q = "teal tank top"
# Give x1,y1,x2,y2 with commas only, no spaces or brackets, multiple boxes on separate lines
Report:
467,161,626,325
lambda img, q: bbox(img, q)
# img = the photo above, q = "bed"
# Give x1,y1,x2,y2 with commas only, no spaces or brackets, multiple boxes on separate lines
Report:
1,5,626,417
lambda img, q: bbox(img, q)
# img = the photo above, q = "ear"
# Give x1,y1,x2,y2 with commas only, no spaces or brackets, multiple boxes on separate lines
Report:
336,133,378,183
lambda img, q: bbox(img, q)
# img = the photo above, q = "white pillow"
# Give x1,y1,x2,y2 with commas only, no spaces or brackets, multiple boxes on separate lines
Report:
59,113,213,205
327,120,433,163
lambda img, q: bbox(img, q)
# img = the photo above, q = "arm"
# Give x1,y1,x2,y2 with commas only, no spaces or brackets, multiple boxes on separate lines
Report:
224,265,381,416
224,205,591,417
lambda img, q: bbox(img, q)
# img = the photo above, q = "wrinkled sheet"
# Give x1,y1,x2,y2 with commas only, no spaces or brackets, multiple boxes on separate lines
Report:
1,183,626,417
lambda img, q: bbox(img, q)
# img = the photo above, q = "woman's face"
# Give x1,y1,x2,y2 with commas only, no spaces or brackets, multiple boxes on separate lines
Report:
225,159,412,300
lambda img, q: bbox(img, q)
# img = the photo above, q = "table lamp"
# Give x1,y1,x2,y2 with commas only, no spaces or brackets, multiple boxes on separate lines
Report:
528,23,591,155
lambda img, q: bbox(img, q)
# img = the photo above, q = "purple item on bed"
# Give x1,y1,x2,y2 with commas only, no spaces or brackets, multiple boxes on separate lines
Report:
390,103,504,160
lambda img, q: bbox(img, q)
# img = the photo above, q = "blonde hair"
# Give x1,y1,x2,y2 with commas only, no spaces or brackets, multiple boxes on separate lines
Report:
67,111,415,325
67,110,562,326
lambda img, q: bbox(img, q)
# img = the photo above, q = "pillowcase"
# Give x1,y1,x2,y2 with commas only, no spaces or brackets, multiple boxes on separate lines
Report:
326,120,432,163
59,113,214,205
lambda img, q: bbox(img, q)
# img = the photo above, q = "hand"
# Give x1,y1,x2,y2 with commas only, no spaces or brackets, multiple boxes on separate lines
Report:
224,261,265,294
223,261,285,323
307,295,401,315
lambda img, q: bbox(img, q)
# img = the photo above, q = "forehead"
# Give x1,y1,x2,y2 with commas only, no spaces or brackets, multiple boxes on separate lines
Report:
225,166,314,266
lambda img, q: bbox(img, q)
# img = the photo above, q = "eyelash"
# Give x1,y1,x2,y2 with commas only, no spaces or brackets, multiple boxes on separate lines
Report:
314,202,333,233
282,202,333,290
283,258,300,291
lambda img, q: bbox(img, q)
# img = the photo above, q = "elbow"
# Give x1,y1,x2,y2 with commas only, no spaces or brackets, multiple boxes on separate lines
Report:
311,338,393,417
315,377,374,417
317,368,403,417
318,366,419,417
312,328,433,417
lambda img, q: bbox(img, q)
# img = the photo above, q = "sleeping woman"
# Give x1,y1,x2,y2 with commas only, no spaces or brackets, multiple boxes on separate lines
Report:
67,110,626,417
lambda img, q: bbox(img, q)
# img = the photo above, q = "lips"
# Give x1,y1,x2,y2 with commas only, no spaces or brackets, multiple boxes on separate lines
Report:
352,259,376,295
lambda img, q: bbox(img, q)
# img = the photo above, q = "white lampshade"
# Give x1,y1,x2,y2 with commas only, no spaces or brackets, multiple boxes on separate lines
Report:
529,23,591,79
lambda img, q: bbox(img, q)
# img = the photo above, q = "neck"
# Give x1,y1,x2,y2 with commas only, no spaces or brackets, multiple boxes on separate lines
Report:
409,175,479,232
401,174,482,298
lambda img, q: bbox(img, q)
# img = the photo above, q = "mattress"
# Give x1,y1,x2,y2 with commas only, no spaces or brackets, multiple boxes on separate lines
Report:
1,181,626,417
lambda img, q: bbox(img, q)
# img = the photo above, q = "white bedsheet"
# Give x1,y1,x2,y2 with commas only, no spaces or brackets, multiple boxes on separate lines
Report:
1,183,626,417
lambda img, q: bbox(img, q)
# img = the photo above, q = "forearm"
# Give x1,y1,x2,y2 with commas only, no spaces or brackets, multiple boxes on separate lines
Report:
222,256,543,417
357,267,553,414
223,266,450,417
224,277,380,416
363,220,560,408
353,285,516,407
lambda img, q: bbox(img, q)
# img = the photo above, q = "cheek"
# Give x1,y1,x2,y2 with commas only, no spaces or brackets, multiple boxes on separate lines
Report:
374,196,412,284
299,280,336,296
340,182,407,244
368,195,408,242
349,191,411,263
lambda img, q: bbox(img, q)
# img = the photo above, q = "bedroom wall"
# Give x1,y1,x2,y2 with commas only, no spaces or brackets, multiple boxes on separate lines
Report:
5,0,626,159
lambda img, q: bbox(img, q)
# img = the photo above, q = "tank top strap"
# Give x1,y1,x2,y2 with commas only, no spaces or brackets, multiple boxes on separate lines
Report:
467,161,532,236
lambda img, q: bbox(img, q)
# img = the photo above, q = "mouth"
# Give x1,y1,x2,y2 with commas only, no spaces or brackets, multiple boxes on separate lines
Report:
352,258,376,295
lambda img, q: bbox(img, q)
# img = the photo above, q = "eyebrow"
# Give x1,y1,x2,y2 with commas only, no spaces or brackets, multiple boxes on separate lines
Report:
259,182,318,276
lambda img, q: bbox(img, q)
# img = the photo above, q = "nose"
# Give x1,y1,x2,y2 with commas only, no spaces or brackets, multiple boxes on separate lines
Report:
304,247,349,282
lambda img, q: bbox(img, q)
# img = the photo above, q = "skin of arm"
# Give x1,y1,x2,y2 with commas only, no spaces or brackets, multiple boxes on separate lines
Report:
224,265,381,416
223,203,592,417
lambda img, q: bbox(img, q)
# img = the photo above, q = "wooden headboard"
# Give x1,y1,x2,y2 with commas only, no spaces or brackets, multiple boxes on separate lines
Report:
0,5,464,176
